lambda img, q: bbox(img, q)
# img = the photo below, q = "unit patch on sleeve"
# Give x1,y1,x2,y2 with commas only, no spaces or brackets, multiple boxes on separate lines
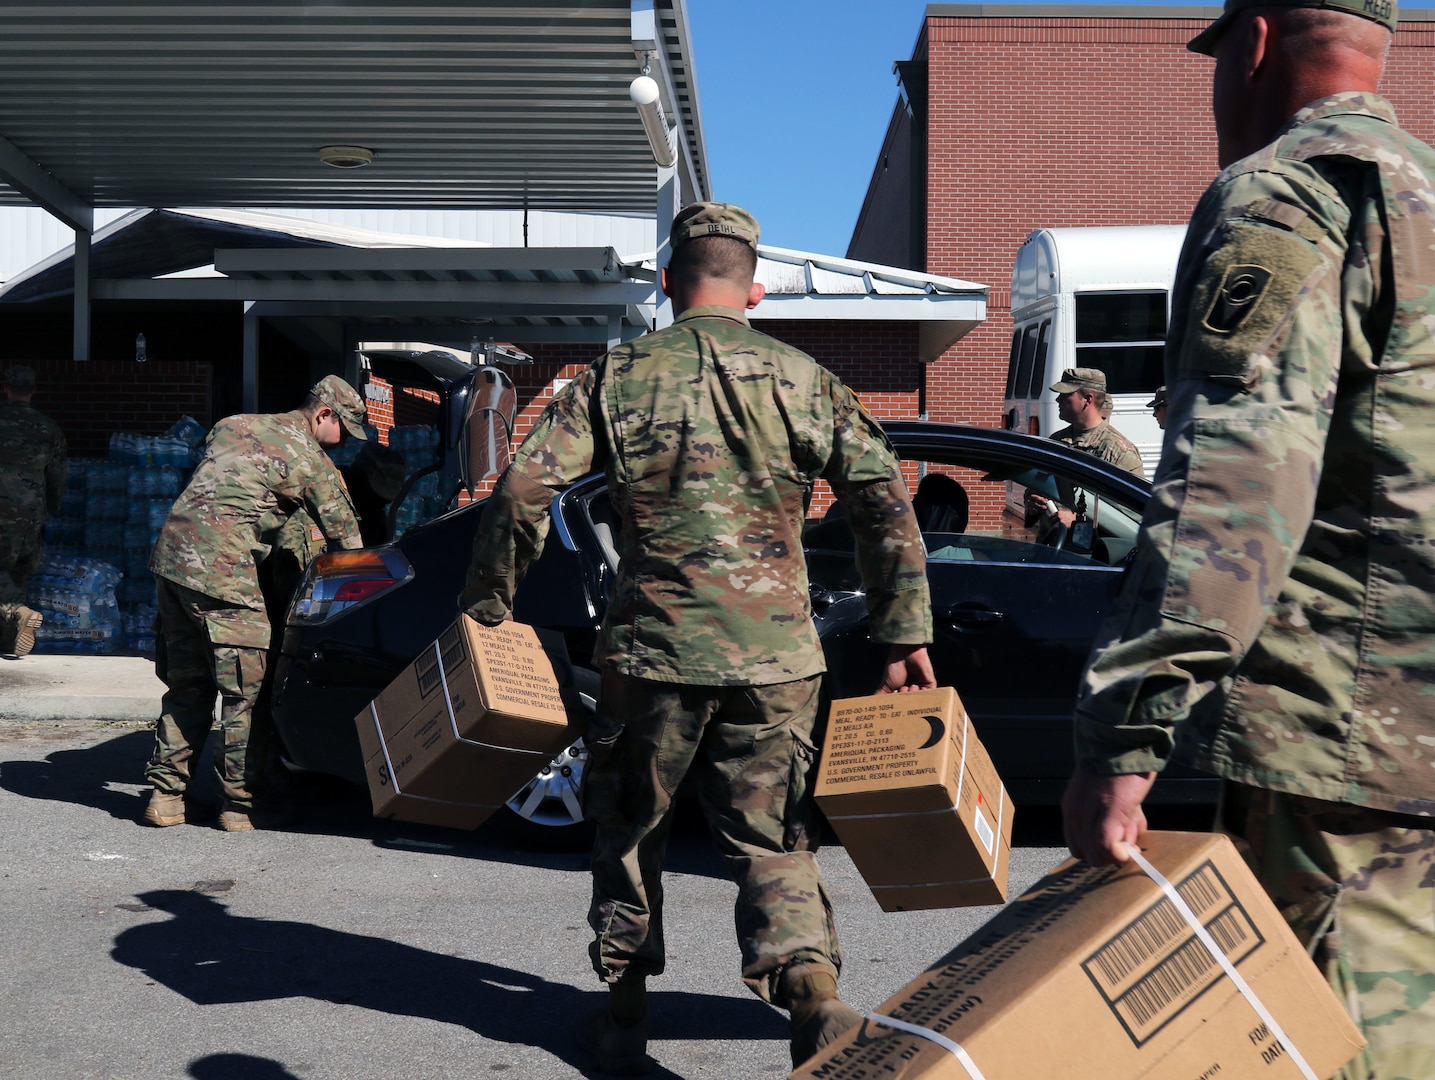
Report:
1202,264,1272,335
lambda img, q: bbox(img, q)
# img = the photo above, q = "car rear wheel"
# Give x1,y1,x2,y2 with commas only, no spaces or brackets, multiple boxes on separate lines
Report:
496,668,599,849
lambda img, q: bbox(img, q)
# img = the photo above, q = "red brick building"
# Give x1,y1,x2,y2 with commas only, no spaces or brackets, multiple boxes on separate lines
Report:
850,3,1435,433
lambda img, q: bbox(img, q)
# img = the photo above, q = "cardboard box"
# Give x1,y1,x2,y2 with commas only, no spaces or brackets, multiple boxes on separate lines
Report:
790,830,1365,1080
815,686,1012,910
354,615,577,830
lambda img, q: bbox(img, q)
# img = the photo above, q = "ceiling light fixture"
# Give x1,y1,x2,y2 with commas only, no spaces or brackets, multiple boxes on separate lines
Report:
319,145,375,169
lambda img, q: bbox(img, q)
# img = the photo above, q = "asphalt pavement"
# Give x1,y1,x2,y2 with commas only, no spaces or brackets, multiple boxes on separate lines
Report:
0,653,1084,1080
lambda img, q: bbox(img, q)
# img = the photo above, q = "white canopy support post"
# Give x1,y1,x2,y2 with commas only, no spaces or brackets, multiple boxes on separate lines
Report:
655,164,678,329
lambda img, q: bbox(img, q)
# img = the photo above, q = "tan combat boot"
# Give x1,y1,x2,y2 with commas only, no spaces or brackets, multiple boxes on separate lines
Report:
576,976,651,1075
781,962,862,1068
143,790,187,827
11,606,42,657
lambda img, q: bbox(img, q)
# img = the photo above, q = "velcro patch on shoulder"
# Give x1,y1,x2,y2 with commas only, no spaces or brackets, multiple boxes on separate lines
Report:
1243,198,1328,246
1179,220,1330,386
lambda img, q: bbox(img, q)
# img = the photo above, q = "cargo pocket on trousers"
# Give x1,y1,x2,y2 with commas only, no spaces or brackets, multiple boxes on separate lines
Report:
200,607,273,649
782,731,819,852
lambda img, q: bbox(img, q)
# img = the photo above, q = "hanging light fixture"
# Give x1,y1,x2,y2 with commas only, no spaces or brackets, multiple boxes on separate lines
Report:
629,70,675,168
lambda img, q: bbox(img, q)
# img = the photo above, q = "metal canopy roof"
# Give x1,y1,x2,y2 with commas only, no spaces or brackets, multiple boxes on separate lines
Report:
752,247,987,364
0,0,708,228
0,208,988,358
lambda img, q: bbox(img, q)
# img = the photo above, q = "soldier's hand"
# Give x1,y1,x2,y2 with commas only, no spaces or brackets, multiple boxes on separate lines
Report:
1061,768,1156,866
878,644,937,694
463,601,512,626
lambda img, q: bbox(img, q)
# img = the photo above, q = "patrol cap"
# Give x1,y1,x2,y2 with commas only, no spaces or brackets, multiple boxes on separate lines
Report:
1050,367,1108,394
4,364,36,390
1147,385,1169,409
1188,0,1396,55
670,202,760,251
309,374,369,440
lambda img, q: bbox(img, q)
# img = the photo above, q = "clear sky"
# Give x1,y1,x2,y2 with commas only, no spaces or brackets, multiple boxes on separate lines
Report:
685,0,1431,258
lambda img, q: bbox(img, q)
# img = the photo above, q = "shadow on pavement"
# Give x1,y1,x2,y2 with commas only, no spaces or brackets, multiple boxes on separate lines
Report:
189,1054,303,1080
0,728,737,880
114,884,786,1077
0,727,168,819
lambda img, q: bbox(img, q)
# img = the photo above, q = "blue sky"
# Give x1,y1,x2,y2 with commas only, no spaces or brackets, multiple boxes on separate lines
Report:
686,0,1431,258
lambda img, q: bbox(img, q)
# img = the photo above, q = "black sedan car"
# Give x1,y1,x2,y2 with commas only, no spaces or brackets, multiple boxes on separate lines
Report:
269,421,1212,840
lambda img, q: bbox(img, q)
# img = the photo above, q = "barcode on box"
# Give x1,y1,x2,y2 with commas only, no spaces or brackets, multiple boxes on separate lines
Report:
1081,861,1264,1046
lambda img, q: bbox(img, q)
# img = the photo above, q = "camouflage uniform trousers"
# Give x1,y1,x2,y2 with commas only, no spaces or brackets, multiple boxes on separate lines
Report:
1219,781,1435,1080
584,669,841,1003
145,577,278,811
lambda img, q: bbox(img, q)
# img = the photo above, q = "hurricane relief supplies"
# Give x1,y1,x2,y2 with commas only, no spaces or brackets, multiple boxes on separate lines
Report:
815,686,1011,910
354,615,577,829
790,831,1365,1080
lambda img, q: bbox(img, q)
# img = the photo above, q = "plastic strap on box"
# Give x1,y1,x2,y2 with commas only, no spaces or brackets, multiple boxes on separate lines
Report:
863,1013,987,1079
1123,842,1317,1080
368,701,478,808
955,710,968,802
370,702,399,789
431,638,551,758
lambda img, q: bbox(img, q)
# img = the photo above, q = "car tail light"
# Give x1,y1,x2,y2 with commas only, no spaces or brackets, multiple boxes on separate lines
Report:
288,548,413,625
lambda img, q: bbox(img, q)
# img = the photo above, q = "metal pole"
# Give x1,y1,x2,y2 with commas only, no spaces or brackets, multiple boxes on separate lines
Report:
72,228,91,361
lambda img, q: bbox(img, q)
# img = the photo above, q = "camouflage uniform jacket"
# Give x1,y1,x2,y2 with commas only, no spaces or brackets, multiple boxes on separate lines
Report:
462,304,932,686
1074,94,1435,815
1050,420,1145,477
0,401,67,533
151,410,362,612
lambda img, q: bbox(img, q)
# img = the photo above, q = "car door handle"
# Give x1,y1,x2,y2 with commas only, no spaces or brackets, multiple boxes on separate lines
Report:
936,606,1004,627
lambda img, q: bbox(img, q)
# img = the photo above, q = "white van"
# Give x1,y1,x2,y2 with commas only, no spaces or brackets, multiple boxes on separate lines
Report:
1003,225,1186,477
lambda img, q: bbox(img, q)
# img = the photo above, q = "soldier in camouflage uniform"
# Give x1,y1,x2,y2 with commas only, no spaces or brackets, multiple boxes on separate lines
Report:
1046,366,1145,474
0,365,66,657
1062,2,1435,1076
1026,366,1144,537
259,439,407,629
461,202,935,1074
1147,385,1170,430
143,375,364,832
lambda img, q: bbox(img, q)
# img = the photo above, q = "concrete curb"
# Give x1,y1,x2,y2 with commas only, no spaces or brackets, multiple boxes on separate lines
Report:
0,653,163,722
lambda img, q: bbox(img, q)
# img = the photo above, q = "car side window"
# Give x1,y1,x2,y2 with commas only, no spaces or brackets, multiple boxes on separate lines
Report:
918,462,1126,568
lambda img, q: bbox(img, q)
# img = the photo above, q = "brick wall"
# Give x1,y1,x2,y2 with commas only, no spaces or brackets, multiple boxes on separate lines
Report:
912,9,1435,526
16,357,213,459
